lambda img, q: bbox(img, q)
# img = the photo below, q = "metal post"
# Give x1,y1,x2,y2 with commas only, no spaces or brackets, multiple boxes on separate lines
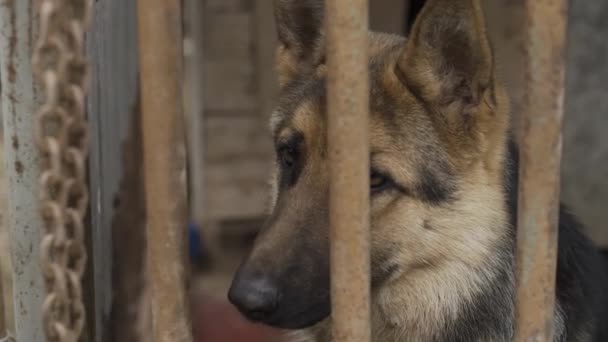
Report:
86,0,140,340
326,0,371,341
515,0,568,341
0,1,45,341
183,0,205,226
136,0,192,341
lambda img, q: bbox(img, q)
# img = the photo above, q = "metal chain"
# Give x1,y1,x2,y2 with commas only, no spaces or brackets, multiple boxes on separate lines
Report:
32,0,93,341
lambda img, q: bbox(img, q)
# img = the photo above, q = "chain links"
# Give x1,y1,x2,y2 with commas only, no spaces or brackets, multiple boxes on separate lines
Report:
32,0,93,341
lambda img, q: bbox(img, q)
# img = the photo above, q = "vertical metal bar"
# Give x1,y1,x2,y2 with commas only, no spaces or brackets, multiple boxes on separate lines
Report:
86,0,140,340
326,0,371,341
515,0,568,341
0,1,45,341
183,0,205,226
136,0,193,341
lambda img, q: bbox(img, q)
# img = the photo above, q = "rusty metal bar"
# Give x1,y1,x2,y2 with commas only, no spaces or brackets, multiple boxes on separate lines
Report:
325,0,371,341
0,1,45,341
136,0,192,341
515,0,568,341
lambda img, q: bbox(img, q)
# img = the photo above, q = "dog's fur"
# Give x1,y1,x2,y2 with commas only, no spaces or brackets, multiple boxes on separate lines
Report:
228,0,608,341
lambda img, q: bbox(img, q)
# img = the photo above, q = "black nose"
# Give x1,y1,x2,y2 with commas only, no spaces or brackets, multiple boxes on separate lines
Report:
228,272,280,322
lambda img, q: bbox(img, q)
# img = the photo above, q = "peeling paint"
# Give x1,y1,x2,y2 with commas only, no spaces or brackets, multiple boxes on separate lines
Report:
12,135,19,149
4,0,17,84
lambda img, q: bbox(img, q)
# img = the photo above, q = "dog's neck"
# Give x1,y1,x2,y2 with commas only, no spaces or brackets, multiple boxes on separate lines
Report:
293,241,565,342
370,239,516,341
292,222,517,342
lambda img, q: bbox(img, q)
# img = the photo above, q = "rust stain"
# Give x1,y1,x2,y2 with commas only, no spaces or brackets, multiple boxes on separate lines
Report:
14,160,24,174
7,92,18,104
27,0,32,47
12,135,19,149
4,0,17,84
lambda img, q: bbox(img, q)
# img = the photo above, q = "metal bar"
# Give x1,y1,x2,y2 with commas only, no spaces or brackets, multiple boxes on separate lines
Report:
136,0,193,341
325,0,371,341
183,0,205,226
0,1,45,341
86,0,140,340
515,0,568,341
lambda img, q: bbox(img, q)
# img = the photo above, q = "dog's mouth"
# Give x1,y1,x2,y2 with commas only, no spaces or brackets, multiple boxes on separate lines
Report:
247,301,330,330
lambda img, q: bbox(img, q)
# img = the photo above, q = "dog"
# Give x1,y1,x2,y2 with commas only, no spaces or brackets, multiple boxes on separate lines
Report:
228,0,608,340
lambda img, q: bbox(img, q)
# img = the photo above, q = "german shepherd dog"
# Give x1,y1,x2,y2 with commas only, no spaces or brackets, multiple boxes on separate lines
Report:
228,0,608,340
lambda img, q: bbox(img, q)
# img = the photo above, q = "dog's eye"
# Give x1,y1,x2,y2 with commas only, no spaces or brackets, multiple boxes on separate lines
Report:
278,146,296,169
370,171,391,193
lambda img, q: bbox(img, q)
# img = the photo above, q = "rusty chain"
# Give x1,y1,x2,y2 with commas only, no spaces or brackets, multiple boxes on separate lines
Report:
32,0,93,341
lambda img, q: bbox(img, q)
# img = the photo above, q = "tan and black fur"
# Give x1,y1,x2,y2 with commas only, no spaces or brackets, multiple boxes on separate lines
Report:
228,0,608,341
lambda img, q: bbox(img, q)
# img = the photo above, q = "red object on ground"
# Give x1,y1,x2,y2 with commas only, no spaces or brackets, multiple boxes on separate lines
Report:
193,293,284,342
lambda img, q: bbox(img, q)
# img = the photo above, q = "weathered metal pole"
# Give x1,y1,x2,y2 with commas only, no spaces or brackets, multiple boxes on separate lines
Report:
136,0,192,341
0,1,45,341
515,0,568,341
183,0,205,226
325,0,371,341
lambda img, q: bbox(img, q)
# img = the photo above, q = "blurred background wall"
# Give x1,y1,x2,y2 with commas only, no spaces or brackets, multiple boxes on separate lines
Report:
199,0,608,249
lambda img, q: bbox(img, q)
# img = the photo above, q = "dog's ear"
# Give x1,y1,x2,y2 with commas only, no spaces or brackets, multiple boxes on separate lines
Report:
398,0,494,106
274,0,325,87
397,0,502,154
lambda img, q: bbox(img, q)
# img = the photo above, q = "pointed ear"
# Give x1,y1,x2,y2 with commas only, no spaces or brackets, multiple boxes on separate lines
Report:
274,0,325,87
397,0,503,158
398,0,495,112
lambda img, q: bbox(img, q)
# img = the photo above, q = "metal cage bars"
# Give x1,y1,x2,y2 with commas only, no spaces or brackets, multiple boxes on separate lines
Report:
514,0,568,341
136,0,193,341
326,0,372,341
324,0,567,341
0,0,568,340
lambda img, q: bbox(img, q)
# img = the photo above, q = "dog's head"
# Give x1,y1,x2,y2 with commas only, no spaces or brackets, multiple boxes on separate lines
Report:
229,0,511,330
